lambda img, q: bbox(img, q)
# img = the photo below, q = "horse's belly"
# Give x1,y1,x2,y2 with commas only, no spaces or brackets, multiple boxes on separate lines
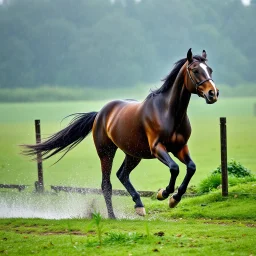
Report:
111,127,153,159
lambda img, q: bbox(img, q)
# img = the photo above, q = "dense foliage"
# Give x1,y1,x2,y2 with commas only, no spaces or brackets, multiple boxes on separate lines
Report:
197,160,255,193
212,159,252,178
0,0,255,89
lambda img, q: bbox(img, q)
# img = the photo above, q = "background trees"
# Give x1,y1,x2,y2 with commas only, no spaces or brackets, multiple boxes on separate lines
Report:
0,0,255,89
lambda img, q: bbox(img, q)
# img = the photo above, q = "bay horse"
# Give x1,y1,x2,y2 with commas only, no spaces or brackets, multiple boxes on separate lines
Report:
22,48,219,219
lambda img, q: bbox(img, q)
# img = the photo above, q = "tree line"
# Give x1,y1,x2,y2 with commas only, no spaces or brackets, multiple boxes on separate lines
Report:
0,0,255,89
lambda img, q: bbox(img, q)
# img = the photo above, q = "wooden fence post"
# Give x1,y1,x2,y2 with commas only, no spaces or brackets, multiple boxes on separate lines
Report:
220,117,228,196
35,120,44,192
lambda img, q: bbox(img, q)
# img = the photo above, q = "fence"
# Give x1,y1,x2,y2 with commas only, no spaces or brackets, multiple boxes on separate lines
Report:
0,118,229,197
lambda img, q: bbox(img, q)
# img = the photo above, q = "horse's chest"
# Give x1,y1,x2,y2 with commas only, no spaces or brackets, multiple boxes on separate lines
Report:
164,132,188,153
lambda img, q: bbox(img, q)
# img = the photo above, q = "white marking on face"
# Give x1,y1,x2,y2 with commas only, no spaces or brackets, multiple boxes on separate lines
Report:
199,63,217,95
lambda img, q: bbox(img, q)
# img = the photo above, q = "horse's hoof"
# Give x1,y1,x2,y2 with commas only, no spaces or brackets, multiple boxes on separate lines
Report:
169,196,179,208
156,188,167,201
135,207,146,216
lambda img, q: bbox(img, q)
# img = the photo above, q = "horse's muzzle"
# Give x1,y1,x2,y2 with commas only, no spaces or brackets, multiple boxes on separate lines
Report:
204,89,218,104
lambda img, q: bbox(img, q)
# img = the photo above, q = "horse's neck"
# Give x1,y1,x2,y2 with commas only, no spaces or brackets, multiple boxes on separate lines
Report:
166,66,191,120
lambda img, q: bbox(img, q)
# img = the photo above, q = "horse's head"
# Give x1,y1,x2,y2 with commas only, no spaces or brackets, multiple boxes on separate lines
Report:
185,48,219,104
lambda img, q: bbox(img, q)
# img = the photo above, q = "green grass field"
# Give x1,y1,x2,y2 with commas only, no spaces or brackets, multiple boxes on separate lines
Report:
1,217,255,256
0,97,255,192
0,182,255,255
0,96,255,256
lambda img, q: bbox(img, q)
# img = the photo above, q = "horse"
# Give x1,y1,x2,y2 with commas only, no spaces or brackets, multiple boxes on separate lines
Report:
22,48,219,219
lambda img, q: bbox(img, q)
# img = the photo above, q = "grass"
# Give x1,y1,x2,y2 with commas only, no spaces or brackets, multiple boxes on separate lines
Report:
91,212,104,245
0,219,255,256
0,183,256,255
197,174,256,193
146,181,256,220
1,218,255,256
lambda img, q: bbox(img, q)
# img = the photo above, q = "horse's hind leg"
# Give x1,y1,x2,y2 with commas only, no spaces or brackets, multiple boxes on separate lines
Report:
97,144,117,219
116,155,145,216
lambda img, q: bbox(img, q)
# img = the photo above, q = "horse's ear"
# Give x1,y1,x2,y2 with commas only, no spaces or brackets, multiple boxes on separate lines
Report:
187,48,193,63
202,50,207,59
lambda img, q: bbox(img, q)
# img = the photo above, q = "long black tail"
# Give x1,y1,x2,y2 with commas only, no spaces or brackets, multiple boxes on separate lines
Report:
21,112,98,161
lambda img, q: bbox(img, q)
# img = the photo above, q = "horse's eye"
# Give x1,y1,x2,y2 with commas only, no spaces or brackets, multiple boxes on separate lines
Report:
193,70,199,74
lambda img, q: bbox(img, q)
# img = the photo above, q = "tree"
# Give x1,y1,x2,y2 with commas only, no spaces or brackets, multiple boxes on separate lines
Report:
0,0,255,88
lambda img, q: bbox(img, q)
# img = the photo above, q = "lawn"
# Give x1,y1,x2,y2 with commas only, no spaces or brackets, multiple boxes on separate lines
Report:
0,182,256,256
0,97,255,193
1,218,255,256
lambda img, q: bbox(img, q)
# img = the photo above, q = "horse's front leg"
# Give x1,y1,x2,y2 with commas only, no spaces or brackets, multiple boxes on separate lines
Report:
169,145,196,208
148,138,179,201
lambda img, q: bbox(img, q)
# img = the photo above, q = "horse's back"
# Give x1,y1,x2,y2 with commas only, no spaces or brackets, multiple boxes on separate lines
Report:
95,99,140,127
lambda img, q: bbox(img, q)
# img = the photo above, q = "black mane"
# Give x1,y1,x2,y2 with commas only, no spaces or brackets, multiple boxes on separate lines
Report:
146,55,206,100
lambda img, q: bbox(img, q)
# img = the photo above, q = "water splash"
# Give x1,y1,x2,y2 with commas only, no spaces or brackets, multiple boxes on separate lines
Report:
0,191,140,220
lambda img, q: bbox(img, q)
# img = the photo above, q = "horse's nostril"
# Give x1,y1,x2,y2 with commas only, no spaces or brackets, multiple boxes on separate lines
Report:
209,90,214,97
